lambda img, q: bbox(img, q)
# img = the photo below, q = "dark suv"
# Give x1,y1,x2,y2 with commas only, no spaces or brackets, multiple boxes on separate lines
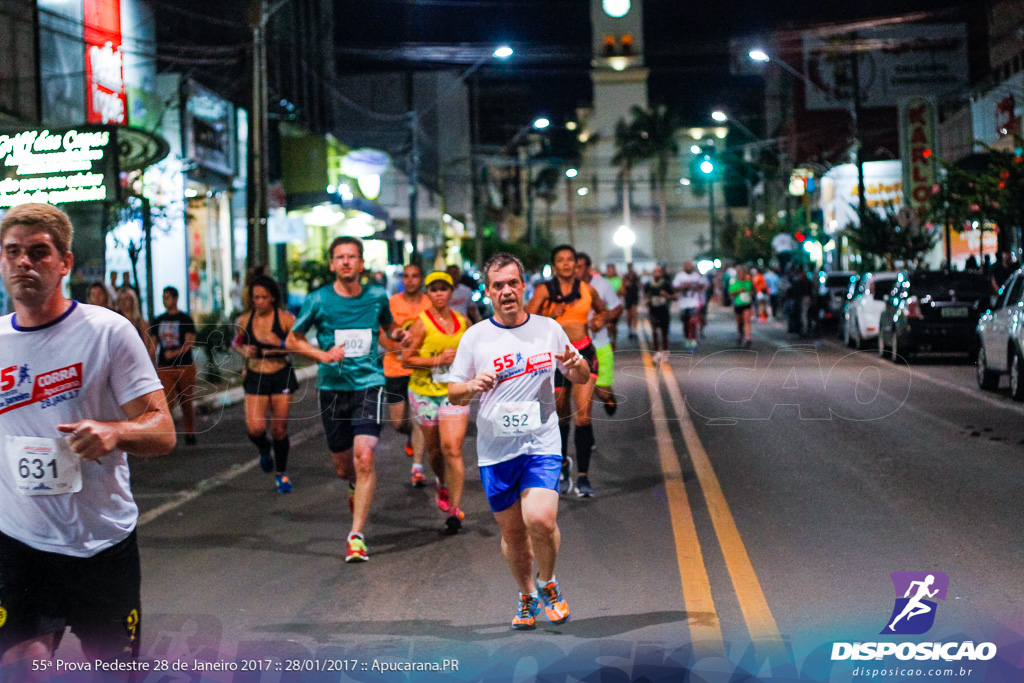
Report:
877,270,991,361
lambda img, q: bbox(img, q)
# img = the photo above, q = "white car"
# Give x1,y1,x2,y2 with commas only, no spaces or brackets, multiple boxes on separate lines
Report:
843,272,898,349
977,268,1024,397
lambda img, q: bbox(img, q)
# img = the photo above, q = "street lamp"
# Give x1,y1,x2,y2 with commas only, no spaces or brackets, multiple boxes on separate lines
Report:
613,224,636,264
700,156,716,255
748,47,867,227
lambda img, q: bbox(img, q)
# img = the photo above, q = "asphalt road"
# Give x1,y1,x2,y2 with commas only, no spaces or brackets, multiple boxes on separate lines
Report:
50,307,1024,682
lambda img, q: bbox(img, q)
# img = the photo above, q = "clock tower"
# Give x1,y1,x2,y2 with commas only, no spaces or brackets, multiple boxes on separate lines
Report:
590,0,648,142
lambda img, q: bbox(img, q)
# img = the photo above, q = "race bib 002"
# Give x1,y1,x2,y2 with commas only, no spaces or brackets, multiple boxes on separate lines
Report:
492,401,541,437
334,328,372,358
5,436,82,496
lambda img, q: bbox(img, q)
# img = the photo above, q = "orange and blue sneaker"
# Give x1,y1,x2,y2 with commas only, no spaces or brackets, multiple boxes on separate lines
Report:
275,474,292,493
511,593,541,630
411,466,426,488
442,507,465,536
347,482,356,513
345,535,368,563
435,482,451,513
536,577,570,624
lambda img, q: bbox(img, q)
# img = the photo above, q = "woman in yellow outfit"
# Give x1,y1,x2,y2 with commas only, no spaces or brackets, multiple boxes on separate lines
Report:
403,271,472,535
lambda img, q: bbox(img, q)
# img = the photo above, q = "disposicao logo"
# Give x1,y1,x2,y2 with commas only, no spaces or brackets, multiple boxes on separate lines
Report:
881,571,948,635
831,572,998,663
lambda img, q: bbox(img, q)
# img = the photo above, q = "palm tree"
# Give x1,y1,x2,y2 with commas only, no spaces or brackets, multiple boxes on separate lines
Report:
630,104,682,249
611,117,645,237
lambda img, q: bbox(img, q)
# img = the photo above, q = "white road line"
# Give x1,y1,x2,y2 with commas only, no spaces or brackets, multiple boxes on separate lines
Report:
137,423,323,527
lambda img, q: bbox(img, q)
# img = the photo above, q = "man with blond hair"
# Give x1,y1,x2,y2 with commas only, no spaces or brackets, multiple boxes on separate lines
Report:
0,203,176,669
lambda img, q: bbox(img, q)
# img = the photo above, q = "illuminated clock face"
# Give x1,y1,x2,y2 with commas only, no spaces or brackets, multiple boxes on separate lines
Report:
603,0,630,18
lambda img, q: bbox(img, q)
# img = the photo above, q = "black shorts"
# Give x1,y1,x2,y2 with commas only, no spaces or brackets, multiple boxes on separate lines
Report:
649,306,670,332
383,375,410,405
734,305,752,316
243,365,299,396
318,387,385,453
555,340,599,389
0,530,141,662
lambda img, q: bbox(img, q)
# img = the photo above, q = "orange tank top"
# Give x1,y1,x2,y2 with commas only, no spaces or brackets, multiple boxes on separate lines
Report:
383,292,431,377
545,279,591,327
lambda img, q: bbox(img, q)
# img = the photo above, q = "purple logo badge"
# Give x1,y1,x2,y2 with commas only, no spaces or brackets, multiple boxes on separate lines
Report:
881,571,949,635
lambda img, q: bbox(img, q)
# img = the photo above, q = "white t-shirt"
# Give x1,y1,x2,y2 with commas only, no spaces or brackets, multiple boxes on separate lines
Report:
673,271,706,310
449,283,475,318
588,274,621,349
449,314,571,467
0,302,164,557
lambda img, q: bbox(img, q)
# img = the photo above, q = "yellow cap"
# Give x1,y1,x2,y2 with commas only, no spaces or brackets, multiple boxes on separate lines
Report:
424,271,454,288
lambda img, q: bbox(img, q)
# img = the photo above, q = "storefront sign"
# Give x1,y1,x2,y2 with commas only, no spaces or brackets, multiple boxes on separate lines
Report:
0,128,117,208
803,24,968,110
184,81,233,176
899,97,937,217
84,0,128,125
821,160,903,230
949,228,997,266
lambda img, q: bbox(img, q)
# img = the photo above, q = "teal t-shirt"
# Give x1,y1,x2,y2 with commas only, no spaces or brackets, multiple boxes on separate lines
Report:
292,283,394,391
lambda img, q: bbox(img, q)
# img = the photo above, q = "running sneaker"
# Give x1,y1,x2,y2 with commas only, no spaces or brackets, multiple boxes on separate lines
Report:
345,536,368,563
347,482,356,513
435,483,452,513
411,466,426,488
536,578,570,624
511,594,541,631
574,475,594,498
404,438,414,457
258,451,273,473
275,474,292,494
442,508,465,536
558,456,573,495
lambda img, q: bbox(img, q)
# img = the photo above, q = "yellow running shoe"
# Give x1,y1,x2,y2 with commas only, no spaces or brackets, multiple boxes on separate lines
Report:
345,536,368,563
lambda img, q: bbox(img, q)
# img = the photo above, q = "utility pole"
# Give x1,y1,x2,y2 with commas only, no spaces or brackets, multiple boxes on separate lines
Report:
247,0,270,269
408,109,420,265
849,33,867,226
470,74,485,270
708,176,716,255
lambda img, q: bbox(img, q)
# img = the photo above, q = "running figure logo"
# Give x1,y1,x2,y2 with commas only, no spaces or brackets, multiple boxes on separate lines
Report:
881,571,949,635
17,365,30,386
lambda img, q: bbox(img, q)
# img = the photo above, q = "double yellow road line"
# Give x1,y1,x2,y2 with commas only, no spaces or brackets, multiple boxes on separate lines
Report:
638,328,783,659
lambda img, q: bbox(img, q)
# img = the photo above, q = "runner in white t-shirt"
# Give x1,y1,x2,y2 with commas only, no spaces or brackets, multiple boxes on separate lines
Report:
0,203,175,669
673,262,706,350
448,253,590,631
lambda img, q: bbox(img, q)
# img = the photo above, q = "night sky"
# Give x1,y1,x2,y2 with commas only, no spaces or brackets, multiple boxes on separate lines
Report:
333,0,973,140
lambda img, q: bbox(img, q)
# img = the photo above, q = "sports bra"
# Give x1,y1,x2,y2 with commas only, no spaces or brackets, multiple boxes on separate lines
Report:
544,279,591,326
242,307,288,357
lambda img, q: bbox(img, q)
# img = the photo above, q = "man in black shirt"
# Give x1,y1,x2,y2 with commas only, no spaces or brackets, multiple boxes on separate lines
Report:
991,251,1018,293
152,286,198,445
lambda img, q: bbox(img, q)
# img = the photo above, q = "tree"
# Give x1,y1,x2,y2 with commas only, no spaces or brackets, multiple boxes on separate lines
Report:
847,204,939,270
617,105,682,248
611,115,645,235
532,165,561,233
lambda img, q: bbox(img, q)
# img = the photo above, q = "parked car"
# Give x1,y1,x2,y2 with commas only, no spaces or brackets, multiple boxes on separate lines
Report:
877,270,991,361
976,268,1024,396
843,271,898,349
818,270,857,329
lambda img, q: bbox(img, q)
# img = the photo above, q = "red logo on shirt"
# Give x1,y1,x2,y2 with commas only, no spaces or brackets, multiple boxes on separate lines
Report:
525,352,552,373
0,363,82,415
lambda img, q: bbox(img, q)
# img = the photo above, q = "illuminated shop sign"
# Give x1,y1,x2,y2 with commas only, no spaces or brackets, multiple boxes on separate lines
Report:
0,128,118,208
84,0,127,125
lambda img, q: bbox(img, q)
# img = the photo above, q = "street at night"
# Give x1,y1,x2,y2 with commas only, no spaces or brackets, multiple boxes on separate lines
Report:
105,311,1023,681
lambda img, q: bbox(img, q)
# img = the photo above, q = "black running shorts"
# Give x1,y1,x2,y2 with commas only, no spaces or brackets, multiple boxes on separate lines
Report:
0,530,142,662
318,387,385,453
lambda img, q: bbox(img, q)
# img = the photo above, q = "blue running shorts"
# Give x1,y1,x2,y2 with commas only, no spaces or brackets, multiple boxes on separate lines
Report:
479,453,561,513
